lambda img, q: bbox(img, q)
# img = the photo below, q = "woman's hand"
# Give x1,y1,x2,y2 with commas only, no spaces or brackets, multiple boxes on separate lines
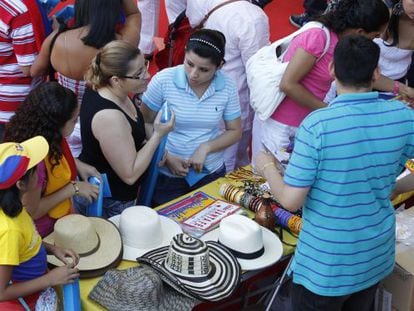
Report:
254,151,278,177
75,159,101,182
189,144,210,173
153,109,175,138
46,263,80,286
165,153,190,176
75,181,99,203
48,245,80,266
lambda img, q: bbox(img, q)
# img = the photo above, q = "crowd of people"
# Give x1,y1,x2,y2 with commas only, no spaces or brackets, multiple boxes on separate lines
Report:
1,0,414,309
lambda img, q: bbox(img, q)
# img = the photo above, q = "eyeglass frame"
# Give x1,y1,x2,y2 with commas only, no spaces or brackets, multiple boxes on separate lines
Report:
119,60,150,80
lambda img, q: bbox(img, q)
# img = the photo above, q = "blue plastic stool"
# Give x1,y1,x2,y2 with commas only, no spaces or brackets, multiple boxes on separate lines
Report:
87,174,111,217
138,103,171,206
63,279,81,311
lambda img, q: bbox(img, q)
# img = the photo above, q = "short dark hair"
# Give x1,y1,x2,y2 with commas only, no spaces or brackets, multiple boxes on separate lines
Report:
185,29,226,66
333,35,380,88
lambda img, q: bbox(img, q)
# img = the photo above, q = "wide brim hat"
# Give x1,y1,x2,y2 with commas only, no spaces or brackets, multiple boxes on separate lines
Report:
89,266,197,311
202,218,283,271
137,233,241,302
44,215,122,277
109,205,182,261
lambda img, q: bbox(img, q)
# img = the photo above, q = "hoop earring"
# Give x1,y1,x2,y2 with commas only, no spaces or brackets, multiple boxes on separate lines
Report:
393,0,403,16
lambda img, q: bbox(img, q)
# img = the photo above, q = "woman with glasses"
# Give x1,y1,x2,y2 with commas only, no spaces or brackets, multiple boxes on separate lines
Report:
141,29,242,205
77,41,174,217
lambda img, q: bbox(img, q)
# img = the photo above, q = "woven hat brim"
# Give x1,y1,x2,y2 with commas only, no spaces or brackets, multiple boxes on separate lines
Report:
88,267,198,311
137,241,241,302
202,226,283,270
44,218,122,271
109,215,182,261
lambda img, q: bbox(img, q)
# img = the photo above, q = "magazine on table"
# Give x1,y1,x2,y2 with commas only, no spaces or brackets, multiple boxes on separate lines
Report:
181,200,243,236
157,191,216,223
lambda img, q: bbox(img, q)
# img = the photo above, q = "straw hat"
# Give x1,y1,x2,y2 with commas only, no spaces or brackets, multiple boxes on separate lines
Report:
202,214,283,270
137,233,241,302
44,214,122,277
89,266,197,311
109,205,182,261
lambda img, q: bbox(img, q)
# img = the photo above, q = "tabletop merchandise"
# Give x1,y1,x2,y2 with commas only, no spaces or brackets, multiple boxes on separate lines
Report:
43,214,122,278
202,214,283,270
109,205,182,261
137,233,241,302
89,265,197,311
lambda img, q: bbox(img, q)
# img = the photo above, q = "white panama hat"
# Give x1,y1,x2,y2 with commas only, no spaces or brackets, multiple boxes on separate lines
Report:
109,205,182,261
202,214,283,270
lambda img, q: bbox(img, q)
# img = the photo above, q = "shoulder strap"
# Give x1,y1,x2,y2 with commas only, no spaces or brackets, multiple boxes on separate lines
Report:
271,21,331,61
197,0,244,28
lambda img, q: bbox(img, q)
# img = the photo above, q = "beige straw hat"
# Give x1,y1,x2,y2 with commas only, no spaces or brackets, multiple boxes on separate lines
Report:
44,214,122,276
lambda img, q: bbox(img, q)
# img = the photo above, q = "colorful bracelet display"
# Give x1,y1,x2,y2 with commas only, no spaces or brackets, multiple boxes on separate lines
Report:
220,183,302,234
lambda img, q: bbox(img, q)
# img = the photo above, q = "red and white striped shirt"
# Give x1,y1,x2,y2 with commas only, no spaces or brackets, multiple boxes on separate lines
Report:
0,0,41,118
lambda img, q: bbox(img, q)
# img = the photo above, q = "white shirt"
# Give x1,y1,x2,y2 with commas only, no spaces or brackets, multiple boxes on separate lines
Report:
186,0,270,131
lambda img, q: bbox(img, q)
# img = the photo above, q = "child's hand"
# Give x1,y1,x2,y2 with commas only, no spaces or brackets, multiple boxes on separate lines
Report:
47,263,80,286
51,245,80,266
76,181,99,203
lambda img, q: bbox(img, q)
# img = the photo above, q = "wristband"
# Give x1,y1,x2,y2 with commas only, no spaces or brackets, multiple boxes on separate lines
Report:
393,81,400,95
71,181,80,195
260,162,276,173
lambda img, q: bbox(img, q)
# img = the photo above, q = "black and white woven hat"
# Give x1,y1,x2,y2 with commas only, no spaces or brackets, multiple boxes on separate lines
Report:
137,233,241,302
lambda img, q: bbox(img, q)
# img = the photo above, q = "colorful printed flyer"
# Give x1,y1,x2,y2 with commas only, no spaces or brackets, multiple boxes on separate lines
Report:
182,200,241,232
157,191,215,223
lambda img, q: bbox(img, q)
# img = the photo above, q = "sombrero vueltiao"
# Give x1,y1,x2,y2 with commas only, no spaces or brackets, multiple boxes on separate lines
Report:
137,233,241,302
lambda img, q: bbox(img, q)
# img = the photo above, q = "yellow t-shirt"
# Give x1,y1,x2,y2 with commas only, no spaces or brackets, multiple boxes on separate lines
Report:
0,208,42,265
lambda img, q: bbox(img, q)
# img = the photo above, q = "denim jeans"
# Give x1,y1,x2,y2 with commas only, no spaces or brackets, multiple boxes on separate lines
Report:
73,195,136,218
152,165,226,206
290,282,378,311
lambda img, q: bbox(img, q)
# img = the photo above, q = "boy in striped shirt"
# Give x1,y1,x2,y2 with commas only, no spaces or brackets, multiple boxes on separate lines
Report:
256,35,414,310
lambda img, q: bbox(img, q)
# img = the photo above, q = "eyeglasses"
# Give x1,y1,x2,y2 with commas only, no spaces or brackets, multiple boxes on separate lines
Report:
120,60,150,80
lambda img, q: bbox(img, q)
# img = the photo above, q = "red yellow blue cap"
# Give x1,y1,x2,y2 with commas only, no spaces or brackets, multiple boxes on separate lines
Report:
0,136,49,189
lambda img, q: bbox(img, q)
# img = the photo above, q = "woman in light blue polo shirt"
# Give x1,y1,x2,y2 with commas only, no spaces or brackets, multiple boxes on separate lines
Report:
141,29,242,205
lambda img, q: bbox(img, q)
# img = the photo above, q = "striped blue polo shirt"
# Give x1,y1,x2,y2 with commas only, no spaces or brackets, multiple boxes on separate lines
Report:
285,92,414,296
142,65,241,176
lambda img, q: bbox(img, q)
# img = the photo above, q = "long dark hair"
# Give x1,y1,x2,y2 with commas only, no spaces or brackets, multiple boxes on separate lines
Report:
4,82,78,171
317,0,390,34
74,0,122,48
384,0,401,46
0,168,36,218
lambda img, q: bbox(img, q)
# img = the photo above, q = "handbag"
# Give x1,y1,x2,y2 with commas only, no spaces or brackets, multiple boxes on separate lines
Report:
246,22,331,121
155,0,243,70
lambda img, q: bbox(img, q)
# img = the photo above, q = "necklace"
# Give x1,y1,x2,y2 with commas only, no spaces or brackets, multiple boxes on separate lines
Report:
98,88,138,120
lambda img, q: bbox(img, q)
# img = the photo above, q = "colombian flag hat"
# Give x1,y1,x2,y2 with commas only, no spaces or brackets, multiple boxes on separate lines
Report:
0,136,49,190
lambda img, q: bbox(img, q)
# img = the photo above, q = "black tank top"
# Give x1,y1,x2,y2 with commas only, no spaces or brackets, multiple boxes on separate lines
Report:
79,88,146,201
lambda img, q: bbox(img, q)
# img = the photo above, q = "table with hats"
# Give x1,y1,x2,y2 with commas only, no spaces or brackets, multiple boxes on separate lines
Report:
47,166,299,310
